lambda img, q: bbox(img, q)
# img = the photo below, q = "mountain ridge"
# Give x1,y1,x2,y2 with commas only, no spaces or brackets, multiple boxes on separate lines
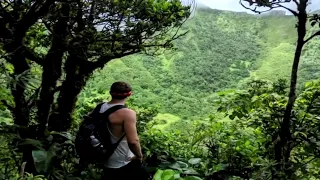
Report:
195,0,210,9
83,8,320,120
312,9,320,14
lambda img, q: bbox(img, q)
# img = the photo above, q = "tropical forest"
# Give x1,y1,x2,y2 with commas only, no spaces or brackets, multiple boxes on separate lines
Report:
1,0,320,179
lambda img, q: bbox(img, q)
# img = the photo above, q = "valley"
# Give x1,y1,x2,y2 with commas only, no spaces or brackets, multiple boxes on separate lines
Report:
80,8,320,123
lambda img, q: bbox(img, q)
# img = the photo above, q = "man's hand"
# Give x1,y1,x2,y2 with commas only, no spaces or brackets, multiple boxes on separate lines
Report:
128,155,143,162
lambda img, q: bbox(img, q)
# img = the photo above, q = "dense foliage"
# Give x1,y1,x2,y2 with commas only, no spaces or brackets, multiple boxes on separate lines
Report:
0,0,192,178
1,0,320,180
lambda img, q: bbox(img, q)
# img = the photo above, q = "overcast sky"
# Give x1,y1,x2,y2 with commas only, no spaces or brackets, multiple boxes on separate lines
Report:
197,0,320,14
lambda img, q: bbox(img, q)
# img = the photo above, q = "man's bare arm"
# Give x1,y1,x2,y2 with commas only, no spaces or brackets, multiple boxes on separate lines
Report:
123,110,143,160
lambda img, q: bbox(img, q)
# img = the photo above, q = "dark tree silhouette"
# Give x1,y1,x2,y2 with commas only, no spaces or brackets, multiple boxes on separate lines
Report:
0,0,193,132
240,0,320,178
0,0,194,173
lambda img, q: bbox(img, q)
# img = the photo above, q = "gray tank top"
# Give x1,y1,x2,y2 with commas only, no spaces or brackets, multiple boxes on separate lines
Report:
99,103,134,168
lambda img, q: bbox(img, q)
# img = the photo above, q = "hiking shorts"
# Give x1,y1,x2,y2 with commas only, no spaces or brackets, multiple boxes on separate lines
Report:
102,160,151,180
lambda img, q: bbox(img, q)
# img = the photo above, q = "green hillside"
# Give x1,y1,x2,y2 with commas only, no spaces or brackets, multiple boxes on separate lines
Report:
1,2,320,179
79,8,320,121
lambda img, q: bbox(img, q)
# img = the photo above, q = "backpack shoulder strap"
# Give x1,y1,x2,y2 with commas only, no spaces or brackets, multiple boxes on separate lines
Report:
82,102,105,121
87,102,105,116
101,104,126,117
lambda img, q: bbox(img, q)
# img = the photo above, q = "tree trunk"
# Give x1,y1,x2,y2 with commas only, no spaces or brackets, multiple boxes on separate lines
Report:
275,1,308,177
37,48,64,136
48,54,93,131
37,3,69,136
4,42,31,128
48,72,91,131
4,39,35,174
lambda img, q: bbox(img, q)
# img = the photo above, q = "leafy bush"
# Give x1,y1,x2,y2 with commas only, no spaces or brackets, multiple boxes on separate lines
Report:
216,79,320,179
153,169,202,180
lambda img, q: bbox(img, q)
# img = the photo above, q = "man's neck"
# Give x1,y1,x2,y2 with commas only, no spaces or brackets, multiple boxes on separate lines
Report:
108,99,125,105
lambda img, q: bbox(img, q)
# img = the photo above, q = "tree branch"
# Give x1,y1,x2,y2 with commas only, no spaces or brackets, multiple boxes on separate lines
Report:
304,30,320,44
19,162,27,176
239,0,272,14
88,0,96,24
239,0,298,16
275,3,298,16
15,0,55,40
292,0,299,6
89,32,187,70
75,0,85,31
88,49,139,70
303,157,317,166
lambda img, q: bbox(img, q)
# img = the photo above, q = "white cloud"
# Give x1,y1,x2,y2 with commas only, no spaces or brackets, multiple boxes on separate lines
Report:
198,0,246,12
197,0,319,14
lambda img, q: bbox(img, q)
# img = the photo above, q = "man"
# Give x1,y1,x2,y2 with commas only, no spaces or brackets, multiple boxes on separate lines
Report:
101,81,150,180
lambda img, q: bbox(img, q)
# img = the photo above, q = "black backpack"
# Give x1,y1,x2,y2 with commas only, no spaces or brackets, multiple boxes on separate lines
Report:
75,103,126,164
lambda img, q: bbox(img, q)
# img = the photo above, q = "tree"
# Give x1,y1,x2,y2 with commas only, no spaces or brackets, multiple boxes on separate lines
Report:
239,0,320,177
0,0,193,174
0,0,192,131
217,79,320,179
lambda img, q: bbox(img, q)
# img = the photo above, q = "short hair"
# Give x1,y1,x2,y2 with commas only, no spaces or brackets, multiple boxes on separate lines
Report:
110,81,132,100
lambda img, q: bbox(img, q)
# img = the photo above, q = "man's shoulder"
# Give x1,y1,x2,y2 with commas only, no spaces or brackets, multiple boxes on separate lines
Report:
119,108,136,121
120,107,136,115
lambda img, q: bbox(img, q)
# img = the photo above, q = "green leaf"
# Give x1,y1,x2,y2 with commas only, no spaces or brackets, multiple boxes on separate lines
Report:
162,169,175,180
50,131,73,140
32,150,48,173
183,176,203,180
19,138,44,150
293,132,307,139
188,158,202,165
176,161,189,168
244,140,251,147
178,11,184,17
305,81,312,88
174,173,181,179
183,169,199,175
169,162,182,170
32,148,56,173
153,169,163,180
215,163,229,171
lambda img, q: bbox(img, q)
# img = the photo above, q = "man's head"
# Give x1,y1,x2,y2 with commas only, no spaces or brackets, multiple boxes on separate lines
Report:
110,81,132,100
